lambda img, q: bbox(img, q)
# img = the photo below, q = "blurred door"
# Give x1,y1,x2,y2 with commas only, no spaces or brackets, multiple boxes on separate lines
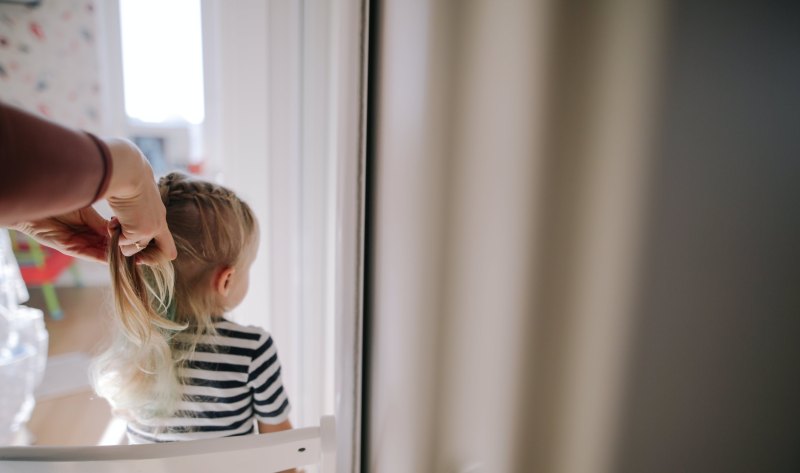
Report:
364,1,800,472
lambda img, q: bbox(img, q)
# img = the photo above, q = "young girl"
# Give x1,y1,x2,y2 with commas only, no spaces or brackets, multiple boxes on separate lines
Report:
91,172,292,444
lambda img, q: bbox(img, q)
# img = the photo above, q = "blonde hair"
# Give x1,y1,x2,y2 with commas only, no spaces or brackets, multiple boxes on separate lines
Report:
91,172,256,421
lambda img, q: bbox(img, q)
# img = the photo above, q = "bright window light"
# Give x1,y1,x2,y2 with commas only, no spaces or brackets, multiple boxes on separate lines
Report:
119,0,205,124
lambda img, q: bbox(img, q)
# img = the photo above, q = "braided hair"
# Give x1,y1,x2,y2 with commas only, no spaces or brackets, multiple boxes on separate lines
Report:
158,173,255,321
92,172,256,421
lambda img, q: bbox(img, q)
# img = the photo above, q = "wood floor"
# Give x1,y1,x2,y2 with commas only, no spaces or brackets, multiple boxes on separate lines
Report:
24,286,118,446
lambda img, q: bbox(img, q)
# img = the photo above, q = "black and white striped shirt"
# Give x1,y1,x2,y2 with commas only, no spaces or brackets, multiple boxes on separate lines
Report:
126,319,291,444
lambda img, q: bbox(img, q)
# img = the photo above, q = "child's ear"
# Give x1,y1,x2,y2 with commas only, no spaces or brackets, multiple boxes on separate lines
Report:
213,266,236,296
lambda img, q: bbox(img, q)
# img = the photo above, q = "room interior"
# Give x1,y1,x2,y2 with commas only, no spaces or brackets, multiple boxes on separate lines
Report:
0,0,362,468
1,0,799,472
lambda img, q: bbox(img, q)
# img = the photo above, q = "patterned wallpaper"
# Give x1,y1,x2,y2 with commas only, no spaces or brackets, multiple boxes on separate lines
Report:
0,0,103,133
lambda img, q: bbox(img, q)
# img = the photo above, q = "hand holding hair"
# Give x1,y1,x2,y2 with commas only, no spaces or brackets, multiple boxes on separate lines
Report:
102,138,177,264
10,137,176,264
1,101,177,263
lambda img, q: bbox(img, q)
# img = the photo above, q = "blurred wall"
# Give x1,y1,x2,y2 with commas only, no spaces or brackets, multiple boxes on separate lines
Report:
613,1,800,472
366,0,800,472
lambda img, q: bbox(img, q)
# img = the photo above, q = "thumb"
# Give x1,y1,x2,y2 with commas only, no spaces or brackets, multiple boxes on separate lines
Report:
107,216,120,238
81,207,110,236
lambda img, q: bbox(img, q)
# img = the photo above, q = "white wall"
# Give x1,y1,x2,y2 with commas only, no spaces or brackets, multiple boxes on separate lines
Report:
204,3,365,472
201,0,272,330
203,0,301,426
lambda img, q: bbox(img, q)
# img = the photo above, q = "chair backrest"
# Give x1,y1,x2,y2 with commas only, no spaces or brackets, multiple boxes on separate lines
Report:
0,415,336,473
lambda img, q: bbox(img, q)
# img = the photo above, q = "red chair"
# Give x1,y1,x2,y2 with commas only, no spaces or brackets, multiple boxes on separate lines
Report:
9,231,78,320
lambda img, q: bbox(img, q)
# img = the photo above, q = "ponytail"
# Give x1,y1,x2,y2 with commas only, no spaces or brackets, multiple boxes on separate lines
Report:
91,229,186,421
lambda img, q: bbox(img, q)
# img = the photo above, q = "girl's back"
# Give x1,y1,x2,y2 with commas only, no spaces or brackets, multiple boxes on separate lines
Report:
127,319,289,443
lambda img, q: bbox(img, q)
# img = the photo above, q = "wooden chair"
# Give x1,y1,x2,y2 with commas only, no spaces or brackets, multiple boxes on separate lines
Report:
0,416,336,473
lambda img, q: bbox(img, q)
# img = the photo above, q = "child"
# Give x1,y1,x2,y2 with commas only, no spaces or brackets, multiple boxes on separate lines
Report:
91,172,292,444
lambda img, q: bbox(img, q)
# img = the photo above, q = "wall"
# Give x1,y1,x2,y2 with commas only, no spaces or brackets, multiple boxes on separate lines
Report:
612,1,800,472
204,7,364,473
367,1,800,472
0,0,103,133
365,1,543,471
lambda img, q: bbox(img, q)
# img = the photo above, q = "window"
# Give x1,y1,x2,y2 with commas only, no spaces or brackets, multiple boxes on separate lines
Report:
119,0,205,125
115,0,205,175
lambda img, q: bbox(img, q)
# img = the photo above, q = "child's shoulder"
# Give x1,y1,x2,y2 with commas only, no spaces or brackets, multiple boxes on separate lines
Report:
213,318,273,345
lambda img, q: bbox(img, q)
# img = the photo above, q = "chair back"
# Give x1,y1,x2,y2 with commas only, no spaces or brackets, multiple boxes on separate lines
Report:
0,415,336,473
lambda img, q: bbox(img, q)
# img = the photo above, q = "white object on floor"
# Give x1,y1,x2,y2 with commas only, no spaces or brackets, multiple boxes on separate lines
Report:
0,304,48,446
0,415,337,473
34,352,92,401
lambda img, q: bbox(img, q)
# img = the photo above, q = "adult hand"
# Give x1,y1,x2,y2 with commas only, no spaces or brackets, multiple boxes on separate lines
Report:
102,138,177,264
12,207,109,263
13,139,176,265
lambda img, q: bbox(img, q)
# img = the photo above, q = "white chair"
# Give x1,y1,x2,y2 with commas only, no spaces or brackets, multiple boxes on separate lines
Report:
0,415,336,473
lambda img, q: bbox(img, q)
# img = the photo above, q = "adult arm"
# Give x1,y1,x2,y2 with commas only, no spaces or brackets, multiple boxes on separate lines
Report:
0,101,111,225
1,101,176,262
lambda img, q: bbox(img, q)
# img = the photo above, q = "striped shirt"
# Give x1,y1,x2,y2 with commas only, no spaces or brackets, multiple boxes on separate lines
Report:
126,319,291,444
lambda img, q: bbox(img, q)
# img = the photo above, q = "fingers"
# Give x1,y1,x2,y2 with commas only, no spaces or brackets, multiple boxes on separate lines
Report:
76,208,111,262
109,218,176,262
129,237,177,264
117,233,173,261
108,217,149,256
68,236,108,263
115,218,155,247
117,227,176,261
107,216,120,235
134,247,166,265
153,226,178,260
119,241,148,257
103,139,177,263
117,231,145,246
79,248,108,263
15,208,112,264
80,206,110,236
